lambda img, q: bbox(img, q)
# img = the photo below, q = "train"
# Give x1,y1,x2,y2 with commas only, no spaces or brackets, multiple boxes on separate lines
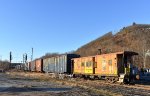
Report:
17,51,138,84
72,51,138,83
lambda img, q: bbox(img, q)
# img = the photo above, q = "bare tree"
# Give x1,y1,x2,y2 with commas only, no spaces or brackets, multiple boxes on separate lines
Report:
144,50,150,68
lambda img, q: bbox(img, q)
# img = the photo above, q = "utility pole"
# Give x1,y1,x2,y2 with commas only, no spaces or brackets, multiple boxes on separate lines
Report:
10,51,12,68
10,51,12,63
23,54,24,64
25,54,27,63
23,53,27,64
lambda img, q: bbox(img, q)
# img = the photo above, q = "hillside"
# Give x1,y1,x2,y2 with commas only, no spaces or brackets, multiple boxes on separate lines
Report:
75,23,150,68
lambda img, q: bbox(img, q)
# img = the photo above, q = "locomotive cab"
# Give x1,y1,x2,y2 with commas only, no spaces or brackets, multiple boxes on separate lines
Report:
117,51,138,84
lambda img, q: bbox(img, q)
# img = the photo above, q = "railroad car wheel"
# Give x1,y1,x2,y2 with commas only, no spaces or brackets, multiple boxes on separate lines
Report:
111,77,116,83
89,76,95,80
123,75,130,84
105,77,110,83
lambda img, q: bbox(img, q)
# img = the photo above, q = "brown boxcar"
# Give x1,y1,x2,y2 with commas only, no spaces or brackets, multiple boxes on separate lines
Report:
35,59,43,72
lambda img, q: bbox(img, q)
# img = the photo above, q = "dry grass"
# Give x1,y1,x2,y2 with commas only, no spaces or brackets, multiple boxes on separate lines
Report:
6,71,122,96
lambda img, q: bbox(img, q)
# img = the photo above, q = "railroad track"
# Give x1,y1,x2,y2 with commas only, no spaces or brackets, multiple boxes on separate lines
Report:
71,78,150,96
90,79,150,91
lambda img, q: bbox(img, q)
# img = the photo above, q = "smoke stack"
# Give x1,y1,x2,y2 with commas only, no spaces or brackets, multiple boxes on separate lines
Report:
98,49,102,55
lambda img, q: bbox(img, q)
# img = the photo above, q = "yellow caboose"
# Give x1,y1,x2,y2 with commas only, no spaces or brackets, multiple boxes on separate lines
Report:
72,56,95,76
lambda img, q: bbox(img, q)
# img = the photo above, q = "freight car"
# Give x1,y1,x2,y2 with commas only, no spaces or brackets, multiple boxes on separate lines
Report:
35,59,43,72
43,54,79,74
43,57,55,73
72,51,138,83
29,60,36,72
23,62,30,71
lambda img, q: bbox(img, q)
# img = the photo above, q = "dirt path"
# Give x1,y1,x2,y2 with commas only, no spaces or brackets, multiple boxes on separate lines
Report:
0,73,103,96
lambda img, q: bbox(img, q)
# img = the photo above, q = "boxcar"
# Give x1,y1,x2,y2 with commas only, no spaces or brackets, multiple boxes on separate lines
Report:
15,65,21,70
43,58,49,73
43,54,79,74
35,59,43,72
23,62,30,71
30,61,36,72
48,57,55,73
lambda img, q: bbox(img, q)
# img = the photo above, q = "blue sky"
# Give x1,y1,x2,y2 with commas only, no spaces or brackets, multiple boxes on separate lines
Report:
0,0,150,62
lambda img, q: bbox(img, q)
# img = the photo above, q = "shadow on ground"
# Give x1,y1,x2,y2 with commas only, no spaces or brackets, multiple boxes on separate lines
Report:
0,87,72,93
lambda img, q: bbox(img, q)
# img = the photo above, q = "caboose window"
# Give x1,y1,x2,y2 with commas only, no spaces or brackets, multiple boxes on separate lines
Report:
86,62,92,67
86,62,89,67
89,62,92,67
108,60,112,66
81,62,84,67
102,60,106,71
